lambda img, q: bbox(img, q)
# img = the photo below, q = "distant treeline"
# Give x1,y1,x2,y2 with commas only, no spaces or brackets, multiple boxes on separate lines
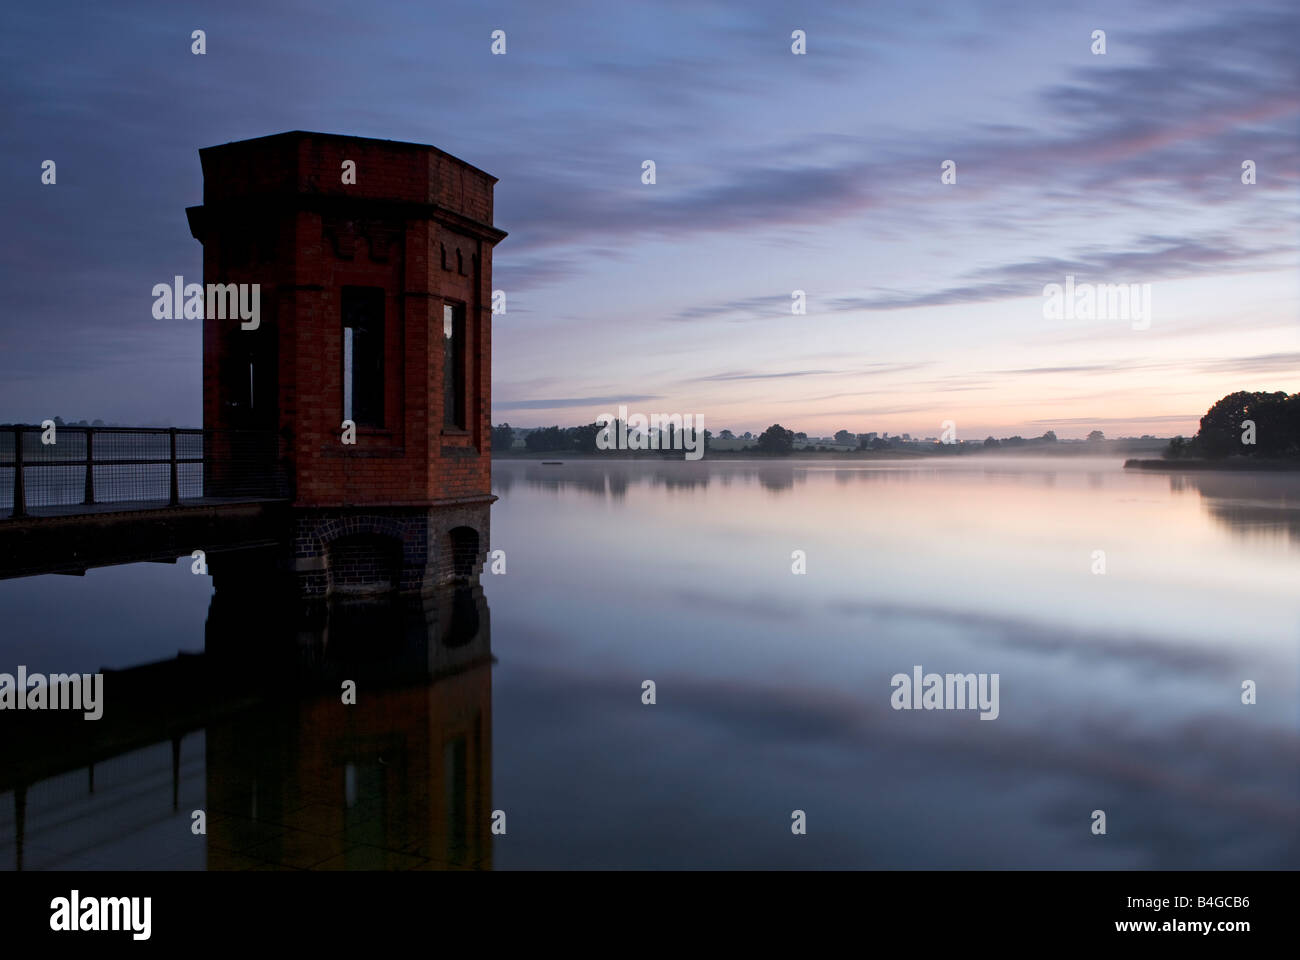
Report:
492,422,1153,456
491,421,706,455
46,417,115,427
492,422,829,455
1165,391,1300,460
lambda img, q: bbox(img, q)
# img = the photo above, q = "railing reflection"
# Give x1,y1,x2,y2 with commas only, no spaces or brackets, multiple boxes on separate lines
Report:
0,568,492,871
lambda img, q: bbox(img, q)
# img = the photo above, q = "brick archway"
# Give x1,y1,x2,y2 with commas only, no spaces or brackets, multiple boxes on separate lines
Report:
324,531,404,597
447,526,481,581
291,505,490,597
297,513,422,597
312,514,407,557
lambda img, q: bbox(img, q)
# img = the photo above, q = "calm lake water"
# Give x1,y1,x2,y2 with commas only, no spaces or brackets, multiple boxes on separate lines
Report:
2,456,1297,869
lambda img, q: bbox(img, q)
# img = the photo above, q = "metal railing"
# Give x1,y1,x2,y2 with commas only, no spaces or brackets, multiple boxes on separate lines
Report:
0,425,288,518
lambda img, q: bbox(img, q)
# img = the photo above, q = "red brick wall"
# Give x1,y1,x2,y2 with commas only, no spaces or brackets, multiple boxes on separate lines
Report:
194,132,503,507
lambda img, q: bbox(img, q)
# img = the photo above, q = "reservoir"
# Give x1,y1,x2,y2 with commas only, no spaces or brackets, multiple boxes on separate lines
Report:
1,456,1296,869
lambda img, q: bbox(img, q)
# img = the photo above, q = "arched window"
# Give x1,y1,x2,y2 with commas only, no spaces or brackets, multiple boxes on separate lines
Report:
447,526,480,579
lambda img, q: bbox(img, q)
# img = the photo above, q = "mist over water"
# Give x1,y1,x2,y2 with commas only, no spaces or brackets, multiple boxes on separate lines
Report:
488,457,1299,868
1,457,1296,868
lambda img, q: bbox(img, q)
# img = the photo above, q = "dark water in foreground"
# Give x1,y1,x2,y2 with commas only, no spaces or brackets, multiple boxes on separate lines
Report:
1,457,1297,869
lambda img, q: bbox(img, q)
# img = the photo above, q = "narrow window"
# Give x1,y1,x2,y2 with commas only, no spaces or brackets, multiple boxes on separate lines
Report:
443,303,466,429
342,287,384,428
342,328,352,421
445,737,468,863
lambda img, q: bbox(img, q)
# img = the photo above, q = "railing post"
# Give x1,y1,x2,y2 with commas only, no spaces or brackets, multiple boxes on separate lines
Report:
12,426,26,519
169,427,180,506
83,428,95,505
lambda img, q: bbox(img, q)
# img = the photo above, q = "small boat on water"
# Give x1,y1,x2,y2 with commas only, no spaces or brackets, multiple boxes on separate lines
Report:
542,461,563,465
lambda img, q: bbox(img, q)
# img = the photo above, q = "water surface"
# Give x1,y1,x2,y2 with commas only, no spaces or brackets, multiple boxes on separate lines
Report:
1,456,1296,868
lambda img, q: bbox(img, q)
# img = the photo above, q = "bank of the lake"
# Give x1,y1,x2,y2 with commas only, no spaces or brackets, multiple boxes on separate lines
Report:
1125,458,1300,471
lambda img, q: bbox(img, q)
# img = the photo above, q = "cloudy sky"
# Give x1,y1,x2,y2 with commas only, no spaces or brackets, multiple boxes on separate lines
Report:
3,0,1297,438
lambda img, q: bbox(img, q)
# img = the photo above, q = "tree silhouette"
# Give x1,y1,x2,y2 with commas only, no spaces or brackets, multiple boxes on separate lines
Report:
524,425,567,452
1198,390,1296,457
756,424,795,455
490,423,514,451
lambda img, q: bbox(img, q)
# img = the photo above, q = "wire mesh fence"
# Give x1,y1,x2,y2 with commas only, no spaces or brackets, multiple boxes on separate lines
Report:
0,426,288,517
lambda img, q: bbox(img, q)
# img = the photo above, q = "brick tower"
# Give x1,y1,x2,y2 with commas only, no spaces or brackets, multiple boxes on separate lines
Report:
186,131,505,596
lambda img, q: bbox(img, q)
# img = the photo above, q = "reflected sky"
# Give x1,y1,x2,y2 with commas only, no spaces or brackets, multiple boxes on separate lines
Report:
486,457,1299,868
0,457,1296,868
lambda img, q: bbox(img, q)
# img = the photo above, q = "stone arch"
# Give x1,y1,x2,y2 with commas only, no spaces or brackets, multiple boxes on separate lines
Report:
321,517,408,597
446,525,481,582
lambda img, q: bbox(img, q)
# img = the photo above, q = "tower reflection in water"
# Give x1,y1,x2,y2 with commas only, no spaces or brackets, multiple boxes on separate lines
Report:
0,555,493,872
204,555,493,870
